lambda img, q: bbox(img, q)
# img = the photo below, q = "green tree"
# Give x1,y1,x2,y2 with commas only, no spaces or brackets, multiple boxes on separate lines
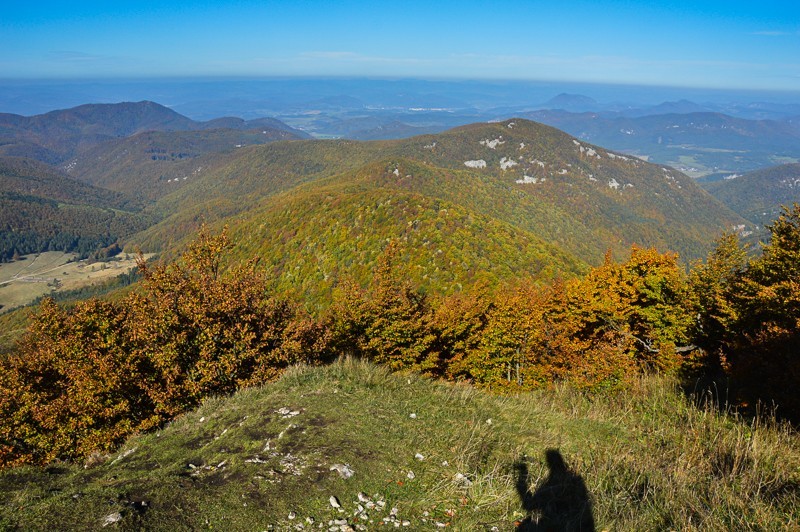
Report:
330,241,433,373
726,204,800,417
686,232,746,371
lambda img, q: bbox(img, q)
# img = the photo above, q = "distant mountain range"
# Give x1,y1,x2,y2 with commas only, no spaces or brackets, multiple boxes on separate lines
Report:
3,94,799,178
0,100,763,303
520,110,800,176
0,101,308,164
542,93,599,112
702,163,800,226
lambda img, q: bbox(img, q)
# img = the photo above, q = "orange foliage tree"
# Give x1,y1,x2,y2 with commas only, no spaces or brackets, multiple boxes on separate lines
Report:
562,247,694,374
0,298,151,466
127,228,316,418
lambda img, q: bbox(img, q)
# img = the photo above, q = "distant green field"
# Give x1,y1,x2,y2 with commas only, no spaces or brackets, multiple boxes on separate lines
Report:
0,252,150,314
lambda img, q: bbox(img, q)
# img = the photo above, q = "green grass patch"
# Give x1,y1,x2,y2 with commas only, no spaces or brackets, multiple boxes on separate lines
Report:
1,357,798,530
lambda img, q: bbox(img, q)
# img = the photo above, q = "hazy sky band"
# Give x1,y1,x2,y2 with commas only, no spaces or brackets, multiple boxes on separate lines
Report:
1,0,798,90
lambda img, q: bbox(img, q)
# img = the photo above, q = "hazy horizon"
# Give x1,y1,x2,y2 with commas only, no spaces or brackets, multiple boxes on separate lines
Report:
2,1,798,91
2,76,799,119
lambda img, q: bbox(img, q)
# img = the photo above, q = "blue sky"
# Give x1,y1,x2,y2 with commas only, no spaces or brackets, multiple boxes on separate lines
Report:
1,0,799,90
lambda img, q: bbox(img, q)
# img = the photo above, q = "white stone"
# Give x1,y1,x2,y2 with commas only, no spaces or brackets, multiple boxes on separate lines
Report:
110,447,136,465
516,175,544,185
330,464,355,479
102,513,123,527
455,473,473,486
479,138,505,149
499,157,518,170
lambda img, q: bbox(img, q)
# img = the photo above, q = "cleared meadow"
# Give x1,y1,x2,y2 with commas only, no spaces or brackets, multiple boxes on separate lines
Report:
0,251,150,313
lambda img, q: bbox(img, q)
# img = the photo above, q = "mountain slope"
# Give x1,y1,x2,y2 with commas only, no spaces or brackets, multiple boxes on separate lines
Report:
0,156,138,210
224,166,586,303
62,127,307,201
382,120,744,260
0,156,150,260
1,359,797,530
702,163,800,225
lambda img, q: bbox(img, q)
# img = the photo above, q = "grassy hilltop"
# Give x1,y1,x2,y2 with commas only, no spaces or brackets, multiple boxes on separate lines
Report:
2,358,798,530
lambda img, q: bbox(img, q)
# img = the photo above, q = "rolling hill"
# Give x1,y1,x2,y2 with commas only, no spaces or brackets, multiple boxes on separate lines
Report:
224,165,587,303
701,163,800,225
128,119,746,303
62,127,307,201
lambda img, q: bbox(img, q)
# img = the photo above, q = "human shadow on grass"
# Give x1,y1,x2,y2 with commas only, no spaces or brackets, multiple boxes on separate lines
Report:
515,449,595,532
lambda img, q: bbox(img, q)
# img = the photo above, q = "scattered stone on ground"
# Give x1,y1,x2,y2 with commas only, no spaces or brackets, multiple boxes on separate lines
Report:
276,407,302,418
101,512,123,527
330,463,355,479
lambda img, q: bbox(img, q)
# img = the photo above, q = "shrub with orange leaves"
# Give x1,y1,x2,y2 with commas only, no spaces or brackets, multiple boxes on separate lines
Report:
0,227,332,467
0,298,151,466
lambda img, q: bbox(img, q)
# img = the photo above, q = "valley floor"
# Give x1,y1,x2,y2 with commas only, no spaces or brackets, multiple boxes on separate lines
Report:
0,252,152,314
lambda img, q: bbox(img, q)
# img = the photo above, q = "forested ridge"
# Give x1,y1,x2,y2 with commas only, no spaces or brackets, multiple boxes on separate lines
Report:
134,119,746,266
0,156,151,261
703,162,800,226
